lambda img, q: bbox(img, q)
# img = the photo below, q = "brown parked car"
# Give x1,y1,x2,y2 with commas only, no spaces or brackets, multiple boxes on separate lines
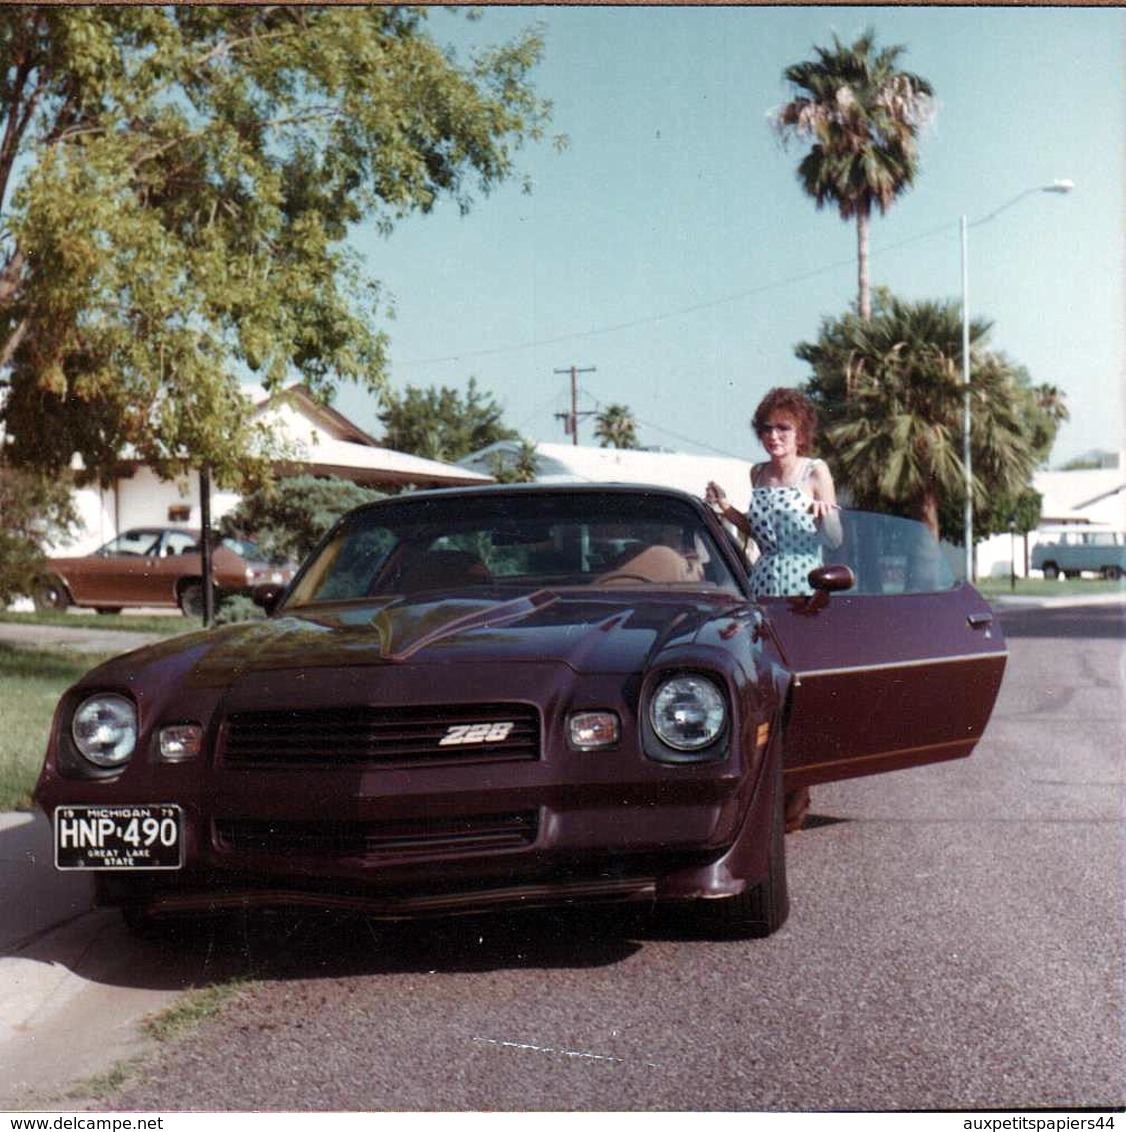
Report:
36,528,295,617
34,485,1007,938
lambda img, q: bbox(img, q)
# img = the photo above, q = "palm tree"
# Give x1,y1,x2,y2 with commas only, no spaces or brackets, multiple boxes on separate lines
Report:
594,404,639,449
797,294,1041,540
774,29,934,322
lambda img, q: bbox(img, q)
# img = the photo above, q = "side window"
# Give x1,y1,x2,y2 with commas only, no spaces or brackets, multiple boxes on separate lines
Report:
825,512,958,595
162,531,199,557
102,531,161,557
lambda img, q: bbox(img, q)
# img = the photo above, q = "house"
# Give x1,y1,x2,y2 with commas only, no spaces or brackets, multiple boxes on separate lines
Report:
459,440,756,513
976,452,1126,578
50,385,493,555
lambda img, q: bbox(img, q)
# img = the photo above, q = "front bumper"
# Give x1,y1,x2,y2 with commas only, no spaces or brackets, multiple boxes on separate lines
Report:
40,658,779,920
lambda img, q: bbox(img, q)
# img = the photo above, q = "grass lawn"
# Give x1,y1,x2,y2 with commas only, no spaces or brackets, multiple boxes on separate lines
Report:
976,576,1125,599
0,645,117,812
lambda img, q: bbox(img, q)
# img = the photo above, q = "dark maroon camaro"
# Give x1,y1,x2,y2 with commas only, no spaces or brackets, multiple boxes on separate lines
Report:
34,484,1007,937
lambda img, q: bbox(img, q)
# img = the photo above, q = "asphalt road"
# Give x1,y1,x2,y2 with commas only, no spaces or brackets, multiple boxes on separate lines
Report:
2,599,1122,1112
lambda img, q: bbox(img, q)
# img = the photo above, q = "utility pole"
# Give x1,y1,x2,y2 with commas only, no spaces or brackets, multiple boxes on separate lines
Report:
553,365,596,446
199,464,214,627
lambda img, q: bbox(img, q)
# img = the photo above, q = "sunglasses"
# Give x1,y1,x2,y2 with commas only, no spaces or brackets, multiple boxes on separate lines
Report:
757,422,795,435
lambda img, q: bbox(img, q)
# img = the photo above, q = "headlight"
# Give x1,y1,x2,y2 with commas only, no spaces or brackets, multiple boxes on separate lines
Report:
71,694,138,768
649,674,726,751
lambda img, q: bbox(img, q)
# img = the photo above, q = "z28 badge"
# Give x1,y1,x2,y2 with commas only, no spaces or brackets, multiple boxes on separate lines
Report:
439,722,516,746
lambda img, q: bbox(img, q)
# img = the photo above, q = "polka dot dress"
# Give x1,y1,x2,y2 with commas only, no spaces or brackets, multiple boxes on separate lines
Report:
746,459,824,597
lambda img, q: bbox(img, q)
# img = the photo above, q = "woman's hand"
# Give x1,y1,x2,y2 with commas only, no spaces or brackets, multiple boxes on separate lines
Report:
706,481,751,538
704,481,728,514
809,497,843,548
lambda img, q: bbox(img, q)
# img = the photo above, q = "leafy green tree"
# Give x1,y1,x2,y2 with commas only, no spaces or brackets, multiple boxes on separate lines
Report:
0,7,554,490
217,474,383,564
959,380,1068,541
0,458,77,604
797,293,1057,541
594,403,640,449
379,378,520,463
774,29,934,321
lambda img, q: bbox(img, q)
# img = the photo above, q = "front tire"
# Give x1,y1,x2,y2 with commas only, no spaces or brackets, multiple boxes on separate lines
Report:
33,576,71,612
177,580,213,618
676,758,790,939
784,787,811,833
1042,563,1059,580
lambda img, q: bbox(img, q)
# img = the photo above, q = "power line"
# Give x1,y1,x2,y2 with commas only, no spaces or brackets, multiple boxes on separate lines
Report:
397,218,957,369
581,388,746,460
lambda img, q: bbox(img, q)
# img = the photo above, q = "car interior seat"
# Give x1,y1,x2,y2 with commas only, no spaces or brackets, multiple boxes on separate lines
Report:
596,544,701,584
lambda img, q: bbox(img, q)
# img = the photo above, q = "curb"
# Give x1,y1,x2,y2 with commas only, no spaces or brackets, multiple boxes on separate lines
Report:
989,592,1126,610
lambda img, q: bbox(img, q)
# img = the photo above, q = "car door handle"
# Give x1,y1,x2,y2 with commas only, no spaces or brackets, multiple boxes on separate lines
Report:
967,612,993,629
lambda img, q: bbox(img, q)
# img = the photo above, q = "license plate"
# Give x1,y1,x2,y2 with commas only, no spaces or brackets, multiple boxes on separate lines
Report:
54,805,183,870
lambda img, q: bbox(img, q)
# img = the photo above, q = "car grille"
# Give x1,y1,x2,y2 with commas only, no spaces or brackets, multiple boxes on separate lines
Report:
214,811,539,856
219,703,541,768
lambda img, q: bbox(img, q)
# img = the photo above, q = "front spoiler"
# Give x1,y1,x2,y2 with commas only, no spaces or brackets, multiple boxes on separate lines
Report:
111,875,660,922
98,844,772,923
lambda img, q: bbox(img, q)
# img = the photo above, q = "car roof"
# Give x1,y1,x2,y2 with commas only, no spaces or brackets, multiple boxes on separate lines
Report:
360,481,709,510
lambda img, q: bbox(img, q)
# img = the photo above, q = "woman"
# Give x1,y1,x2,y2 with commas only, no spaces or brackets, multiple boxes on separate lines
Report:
704,387,841,833
705,387,841,599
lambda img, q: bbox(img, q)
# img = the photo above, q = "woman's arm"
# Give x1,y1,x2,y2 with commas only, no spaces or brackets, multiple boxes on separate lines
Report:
808,462,843,548
704,480,752,537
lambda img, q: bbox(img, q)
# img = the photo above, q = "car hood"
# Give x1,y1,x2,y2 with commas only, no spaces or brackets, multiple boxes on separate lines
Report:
106,588,749,690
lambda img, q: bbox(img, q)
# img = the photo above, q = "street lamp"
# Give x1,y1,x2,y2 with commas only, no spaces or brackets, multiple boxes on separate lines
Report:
960,179,1074,582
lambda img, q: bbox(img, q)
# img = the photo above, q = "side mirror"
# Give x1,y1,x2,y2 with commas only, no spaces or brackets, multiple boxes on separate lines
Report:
788,564,855,616
256,584,286,615
809,564,855,593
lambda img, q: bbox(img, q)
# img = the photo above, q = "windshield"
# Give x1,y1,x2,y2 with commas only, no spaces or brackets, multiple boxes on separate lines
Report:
285,491,742,607
221,536,264,560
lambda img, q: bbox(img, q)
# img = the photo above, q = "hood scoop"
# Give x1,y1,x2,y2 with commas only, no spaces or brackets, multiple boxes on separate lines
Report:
344,589,562,661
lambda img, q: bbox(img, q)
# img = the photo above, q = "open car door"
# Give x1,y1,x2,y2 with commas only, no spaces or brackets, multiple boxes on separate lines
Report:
760,511,1007,790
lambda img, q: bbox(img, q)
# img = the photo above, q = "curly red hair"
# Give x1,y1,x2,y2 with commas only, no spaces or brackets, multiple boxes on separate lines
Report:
751,387,817,454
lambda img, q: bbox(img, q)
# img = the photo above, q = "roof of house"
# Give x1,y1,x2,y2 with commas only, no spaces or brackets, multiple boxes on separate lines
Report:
254,385,381,447
460,440,755,510
1034,460,1126,525
253,385,493,488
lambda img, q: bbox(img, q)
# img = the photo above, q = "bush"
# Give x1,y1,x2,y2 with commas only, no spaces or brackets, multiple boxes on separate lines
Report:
0,461,78,605
213,595,266,625
218,474,384,564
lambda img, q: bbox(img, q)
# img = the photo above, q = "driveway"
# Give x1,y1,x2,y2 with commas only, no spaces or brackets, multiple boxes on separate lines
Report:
0,619,170,655
0,592,1120,1110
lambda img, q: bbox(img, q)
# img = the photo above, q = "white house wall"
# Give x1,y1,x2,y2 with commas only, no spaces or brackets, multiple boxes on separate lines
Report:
50,471,241,556
51,483,117,556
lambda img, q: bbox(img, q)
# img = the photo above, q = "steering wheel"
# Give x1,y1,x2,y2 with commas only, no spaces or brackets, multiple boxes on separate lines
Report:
594,571,654,585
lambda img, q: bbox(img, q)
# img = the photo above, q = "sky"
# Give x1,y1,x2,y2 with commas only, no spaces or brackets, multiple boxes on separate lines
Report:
333,4,1124,469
